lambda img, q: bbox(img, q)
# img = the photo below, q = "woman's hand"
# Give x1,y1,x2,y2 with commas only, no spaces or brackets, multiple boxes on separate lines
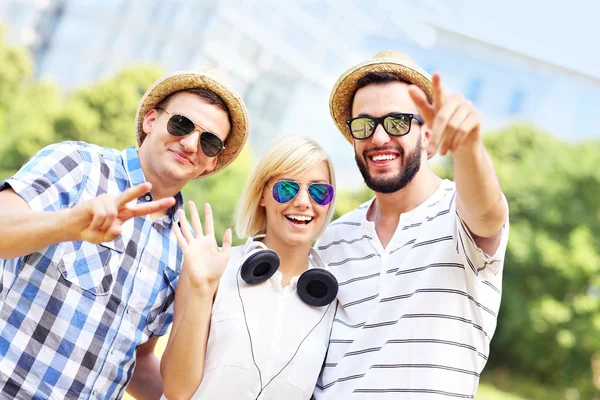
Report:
174,201,232,293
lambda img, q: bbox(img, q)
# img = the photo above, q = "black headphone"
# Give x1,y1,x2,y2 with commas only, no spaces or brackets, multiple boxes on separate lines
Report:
240,232,338,306
236,232,338,399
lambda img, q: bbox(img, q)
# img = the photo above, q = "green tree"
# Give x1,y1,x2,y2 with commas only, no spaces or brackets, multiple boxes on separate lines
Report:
465,124,600,398
0,82,63,170
0,28,31,114
181,147,255,246
0,28,62,170
54,66,164,150
333,185,373,220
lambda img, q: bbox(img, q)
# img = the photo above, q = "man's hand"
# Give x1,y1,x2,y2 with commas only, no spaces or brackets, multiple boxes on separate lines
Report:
411,73,507,247
409,73,482,157
69,182,175,244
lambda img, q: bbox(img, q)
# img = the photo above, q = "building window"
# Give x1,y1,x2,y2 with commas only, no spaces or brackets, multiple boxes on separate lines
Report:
238,36,261,64
508,88,525,115
466,77,482,103
211,17,232,43
245,72,294,126
283,21,314,53
252,2,275,25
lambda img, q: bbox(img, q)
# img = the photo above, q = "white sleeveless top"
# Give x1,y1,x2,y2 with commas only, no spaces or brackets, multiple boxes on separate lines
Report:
190,245,336,400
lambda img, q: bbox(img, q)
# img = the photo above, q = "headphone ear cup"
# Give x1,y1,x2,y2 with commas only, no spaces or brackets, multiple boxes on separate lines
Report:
240,249,280,284
297,269,338,307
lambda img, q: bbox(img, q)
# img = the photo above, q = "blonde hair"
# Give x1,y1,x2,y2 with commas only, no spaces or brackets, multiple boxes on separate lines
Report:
234,136,336,239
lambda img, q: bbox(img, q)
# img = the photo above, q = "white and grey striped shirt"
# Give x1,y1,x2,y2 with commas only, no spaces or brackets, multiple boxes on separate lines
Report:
313,179,509,399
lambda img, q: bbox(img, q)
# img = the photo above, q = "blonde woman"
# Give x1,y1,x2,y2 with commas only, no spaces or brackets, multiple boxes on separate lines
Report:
161,136,337,400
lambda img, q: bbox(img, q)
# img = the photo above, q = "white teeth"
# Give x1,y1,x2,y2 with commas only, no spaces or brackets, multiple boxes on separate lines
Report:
372,154,398,161
286,214,313,222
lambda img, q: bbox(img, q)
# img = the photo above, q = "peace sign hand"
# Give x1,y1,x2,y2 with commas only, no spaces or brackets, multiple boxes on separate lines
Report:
173,201,232,292
409,73,482,157
72,182,175,244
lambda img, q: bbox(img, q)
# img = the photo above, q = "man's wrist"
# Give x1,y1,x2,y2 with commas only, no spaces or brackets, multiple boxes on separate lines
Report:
58,208,83,242
452,138,485,160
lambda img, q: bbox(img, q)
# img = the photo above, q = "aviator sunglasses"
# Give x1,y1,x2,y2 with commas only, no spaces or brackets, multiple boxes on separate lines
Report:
271,180,334,206
156,108,225,157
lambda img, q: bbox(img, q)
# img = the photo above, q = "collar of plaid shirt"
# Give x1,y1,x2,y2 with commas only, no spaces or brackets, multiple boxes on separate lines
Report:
123,145,184,226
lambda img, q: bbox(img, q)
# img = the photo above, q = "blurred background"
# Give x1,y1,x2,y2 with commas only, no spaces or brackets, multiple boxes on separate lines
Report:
0,0,598,398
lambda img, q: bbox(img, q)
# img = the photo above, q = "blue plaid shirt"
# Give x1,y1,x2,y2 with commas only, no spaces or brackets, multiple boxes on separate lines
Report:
0,142,183,399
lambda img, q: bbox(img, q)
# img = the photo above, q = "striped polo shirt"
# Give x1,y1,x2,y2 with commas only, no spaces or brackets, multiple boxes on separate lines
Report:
313,179,509,399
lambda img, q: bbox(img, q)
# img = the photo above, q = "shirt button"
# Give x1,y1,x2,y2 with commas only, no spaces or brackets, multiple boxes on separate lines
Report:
144,194,152,202
92,389,100,397
110,348,116,356
126,307,132,315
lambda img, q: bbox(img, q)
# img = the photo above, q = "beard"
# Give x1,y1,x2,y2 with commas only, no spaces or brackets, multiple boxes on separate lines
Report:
355,136,422,194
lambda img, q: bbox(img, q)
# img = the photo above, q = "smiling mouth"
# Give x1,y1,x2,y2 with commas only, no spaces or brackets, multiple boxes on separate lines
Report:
170,150,193,164
370,154,399,162
285,214,313,224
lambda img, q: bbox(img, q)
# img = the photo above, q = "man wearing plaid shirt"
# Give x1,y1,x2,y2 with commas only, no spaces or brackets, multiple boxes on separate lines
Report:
0,69,249,399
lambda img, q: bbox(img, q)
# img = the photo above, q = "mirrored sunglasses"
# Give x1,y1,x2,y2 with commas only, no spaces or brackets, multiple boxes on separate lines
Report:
347,113,424,140
272,180,334,206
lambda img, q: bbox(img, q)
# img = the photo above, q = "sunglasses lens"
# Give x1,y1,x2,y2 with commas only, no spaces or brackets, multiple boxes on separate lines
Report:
349,118,375,139
272,181,300,204
384,115,411,135
167,114,195,136
308,183,334,206
200,132,224,157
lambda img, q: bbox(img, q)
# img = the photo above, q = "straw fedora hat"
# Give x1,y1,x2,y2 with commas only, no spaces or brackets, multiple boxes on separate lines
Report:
135,68,249,178
330,50,435,156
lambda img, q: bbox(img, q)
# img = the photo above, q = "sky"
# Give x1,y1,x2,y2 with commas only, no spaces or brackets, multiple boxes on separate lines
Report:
449,0,596,78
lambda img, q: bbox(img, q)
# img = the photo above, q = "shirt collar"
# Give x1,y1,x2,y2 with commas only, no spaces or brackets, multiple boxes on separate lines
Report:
122,146,147,187
121,146,184,226
360,179,453,225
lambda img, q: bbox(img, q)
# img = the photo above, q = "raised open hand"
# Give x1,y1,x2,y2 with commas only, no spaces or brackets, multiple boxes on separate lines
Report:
73,182,175,244
173,201,232,291
409,73,482,157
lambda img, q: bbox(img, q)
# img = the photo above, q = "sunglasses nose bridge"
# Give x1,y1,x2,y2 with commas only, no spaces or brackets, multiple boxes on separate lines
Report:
371,121,391,145
179,129,201,151
291,185,311,208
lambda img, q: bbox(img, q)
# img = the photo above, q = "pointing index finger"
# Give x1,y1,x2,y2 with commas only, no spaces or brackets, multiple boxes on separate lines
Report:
432,73,446,112
408,85,435,126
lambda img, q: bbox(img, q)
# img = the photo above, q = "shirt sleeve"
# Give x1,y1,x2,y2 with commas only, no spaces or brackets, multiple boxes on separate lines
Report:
0,142,88,211
455,207,509,279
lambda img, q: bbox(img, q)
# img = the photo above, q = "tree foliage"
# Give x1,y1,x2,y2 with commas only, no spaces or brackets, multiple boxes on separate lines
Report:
54,66,163,151
181,147,255,247
0,28,61,169
481,125,600,398
0,28,32,113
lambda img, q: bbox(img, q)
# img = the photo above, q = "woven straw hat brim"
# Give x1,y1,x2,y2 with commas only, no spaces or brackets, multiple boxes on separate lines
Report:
330,51,434,156
135,69,249,178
